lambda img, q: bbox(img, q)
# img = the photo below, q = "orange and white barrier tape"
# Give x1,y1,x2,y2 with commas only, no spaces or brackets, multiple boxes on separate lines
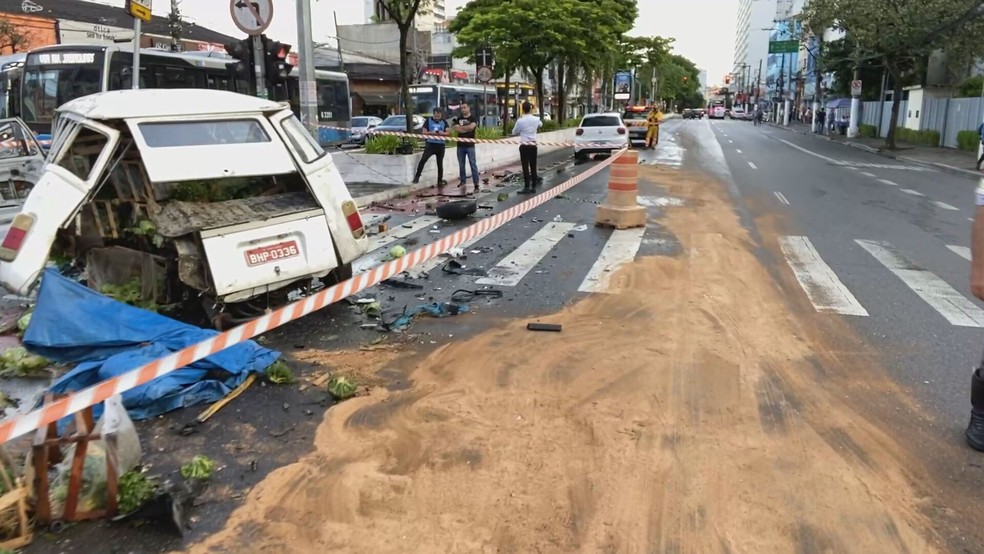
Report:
0,148,628,444
321,124,639,148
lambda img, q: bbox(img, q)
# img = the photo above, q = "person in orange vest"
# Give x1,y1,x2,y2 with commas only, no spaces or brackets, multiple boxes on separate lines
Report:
645,107,663,149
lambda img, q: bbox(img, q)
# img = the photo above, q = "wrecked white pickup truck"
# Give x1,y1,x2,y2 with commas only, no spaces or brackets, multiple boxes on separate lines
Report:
0,89,368,328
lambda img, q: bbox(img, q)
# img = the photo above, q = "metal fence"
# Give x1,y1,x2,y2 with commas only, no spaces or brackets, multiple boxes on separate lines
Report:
855,97,984,148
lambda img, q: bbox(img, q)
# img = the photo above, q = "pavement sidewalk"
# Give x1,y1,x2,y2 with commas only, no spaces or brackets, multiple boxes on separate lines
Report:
768,120,980,178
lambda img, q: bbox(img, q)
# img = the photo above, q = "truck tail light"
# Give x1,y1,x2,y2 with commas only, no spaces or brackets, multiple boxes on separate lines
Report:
0,212,35,262
617,127,626,135
576,128,584,136
341,200,365,239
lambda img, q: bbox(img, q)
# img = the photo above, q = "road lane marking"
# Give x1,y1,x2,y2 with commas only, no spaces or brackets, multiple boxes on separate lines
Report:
736,149,743,154
948,245,971,261
578,228,645,293
748,161,757,169
728,140,734,143
860,171,876,177
776,138,839,164
638,196,684,208
932,200,959,211
773,191,790,205
878,179,898,186
847,167,859,171
477,222,575,286
900,188,924,197
857,239,984,327
779,236,868,316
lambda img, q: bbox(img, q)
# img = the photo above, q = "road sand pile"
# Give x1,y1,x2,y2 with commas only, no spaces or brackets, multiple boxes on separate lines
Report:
190,164,942,553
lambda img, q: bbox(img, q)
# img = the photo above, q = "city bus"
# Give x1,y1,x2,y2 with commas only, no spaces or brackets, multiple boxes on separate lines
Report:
408,83,498,126
19,43,352,145
495,82,537,118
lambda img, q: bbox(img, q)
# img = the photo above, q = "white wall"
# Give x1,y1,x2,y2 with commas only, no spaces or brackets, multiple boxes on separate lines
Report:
335,129,576,202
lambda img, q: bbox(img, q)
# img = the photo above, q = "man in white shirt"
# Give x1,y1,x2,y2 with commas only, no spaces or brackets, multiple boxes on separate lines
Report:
512,101,542,194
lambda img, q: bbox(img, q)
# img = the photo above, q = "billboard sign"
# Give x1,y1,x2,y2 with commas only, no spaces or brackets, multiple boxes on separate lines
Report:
614,71,632,100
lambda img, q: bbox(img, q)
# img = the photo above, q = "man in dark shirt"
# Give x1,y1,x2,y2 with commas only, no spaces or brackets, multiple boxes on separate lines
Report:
455,103,480,189
413,107,450,189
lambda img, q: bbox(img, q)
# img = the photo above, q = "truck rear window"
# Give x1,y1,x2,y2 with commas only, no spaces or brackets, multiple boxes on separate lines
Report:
138,119,270,148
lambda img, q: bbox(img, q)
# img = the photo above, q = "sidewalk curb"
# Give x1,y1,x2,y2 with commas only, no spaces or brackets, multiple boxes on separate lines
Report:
769,123,979,179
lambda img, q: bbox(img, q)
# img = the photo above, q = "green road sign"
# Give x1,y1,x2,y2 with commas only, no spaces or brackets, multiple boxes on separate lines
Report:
769,40,799,54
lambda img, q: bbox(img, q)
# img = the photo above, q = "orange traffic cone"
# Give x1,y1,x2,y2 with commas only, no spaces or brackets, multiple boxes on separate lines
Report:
595,149,645,229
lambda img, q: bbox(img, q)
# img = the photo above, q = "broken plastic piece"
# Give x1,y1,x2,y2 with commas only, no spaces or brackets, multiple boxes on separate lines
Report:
527,322,562,332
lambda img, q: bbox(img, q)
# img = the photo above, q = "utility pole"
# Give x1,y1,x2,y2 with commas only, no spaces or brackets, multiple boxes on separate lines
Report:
776,53,785,123
784,55,792,126
848,65,861,137
811,39,822,133
296,0,318,136
754,59,762,110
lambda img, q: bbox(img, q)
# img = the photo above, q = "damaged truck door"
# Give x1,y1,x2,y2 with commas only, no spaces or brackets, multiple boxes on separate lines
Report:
0,116,120,295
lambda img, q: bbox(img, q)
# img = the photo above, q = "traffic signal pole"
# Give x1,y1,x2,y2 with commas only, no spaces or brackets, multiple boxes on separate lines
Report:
296,0,318,136
252,35,267,99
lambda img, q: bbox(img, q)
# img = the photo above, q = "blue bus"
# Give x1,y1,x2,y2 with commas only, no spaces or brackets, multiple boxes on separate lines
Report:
18,43,351,145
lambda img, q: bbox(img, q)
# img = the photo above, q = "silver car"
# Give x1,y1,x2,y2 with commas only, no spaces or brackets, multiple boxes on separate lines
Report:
347,116,384,146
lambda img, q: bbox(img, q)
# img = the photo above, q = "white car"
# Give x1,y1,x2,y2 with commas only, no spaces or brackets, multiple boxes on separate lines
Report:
0,89,368,327
574,113,629,161
730,108,747,120
347,116,383,146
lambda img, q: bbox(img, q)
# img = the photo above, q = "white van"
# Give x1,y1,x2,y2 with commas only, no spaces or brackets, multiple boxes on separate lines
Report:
0,89,368,326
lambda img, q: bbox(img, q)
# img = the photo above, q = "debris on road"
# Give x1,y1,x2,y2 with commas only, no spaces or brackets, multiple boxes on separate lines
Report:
327,376,358,400
381,279,424,290
442,260,487,277
264,361,294,384
450,289,503,302
527,322,562,332
384,302,469,332
180,455,216,481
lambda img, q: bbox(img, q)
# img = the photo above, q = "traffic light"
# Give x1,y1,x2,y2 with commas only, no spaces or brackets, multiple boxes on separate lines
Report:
224,37,253,84
262,36,294,85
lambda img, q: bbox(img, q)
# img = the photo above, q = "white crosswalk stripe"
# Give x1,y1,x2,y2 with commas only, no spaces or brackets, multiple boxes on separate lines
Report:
477,222,575,286
578,228,645,293
948,245,971,261
857,239,984,327
778,236,868,316
838,161,932,171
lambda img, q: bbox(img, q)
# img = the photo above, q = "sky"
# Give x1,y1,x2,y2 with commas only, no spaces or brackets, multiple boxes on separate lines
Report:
94,0,737,86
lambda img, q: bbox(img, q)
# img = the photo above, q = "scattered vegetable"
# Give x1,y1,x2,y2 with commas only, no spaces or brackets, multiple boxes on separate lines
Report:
16,311,31,333
0,346,49,377
100,279,158,311
327,375,358,400
497,193,509,202
117,470,156,514
389,245,407,259
265,360,294,384
180,455,216,480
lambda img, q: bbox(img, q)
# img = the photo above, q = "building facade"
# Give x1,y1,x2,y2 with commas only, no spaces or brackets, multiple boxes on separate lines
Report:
734,0,777,103
364,0,446,32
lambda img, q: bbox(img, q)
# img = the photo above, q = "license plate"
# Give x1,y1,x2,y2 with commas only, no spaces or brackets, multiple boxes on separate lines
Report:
244,241,300,266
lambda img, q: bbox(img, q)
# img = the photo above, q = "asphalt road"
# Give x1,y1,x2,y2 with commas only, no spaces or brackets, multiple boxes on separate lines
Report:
709,118,979,432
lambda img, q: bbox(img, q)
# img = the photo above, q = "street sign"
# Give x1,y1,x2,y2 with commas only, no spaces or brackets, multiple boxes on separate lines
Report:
851,80,862,96
768,40,798,54
125,0,152,22
230,0,273,36
477,66,493,83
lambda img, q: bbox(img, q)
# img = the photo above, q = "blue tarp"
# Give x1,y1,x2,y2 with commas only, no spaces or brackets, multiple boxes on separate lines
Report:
25,269,280,421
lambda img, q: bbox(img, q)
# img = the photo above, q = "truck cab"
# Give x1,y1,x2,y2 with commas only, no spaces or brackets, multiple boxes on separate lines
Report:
0,89,368,326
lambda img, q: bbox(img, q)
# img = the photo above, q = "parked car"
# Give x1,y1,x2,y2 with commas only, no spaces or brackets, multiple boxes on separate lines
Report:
0,89,369,328
368,115,425,139
574,112,629,161
730,107,747,120
346,116,383,146
621,105,651,145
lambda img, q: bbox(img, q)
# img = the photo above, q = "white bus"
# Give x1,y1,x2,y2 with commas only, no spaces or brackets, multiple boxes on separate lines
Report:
408,83,498,126
19,43,352,145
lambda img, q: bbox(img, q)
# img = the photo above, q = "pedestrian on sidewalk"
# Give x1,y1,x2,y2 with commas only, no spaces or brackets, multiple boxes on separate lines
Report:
816,109,826,135
412,107,450,190
455,103,480,189
976,121,984,171
966,183,984,451
512,101,542,194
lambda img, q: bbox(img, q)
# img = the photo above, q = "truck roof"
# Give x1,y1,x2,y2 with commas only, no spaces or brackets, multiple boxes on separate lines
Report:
57,89,286,121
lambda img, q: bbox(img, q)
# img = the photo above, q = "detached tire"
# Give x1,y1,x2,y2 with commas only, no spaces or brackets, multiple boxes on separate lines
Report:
436,200,477,220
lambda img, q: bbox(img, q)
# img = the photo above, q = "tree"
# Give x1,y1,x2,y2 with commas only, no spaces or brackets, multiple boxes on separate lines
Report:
378,0,431,133
0,19,30,54
802,0,984,149
168,0,184,52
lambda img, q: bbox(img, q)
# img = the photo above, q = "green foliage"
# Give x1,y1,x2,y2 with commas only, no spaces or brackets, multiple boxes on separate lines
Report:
0,346,48,377
475,126,503,140
180,455,216,480
894,127,940,147
859,124,878,138
100,278,158,311
364,135,402,154
957,129,981,151
117,470,156,514
956,75,984,98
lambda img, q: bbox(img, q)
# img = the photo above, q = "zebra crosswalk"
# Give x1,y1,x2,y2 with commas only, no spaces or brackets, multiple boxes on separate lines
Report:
780,235,984,328
836,161,932,172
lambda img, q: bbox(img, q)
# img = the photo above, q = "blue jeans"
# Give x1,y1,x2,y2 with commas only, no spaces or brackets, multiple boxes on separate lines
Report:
457,146,479,185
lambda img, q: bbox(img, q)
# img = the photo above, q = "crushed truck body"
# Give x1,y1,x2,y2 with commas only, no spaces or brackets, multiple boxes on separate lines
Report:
0,89,369,326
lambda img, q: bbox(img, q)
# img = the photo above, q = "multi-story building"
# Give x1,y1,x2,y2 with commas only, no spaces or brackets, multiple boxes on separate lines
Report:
364,0,445,32
698,69,708,100
734,0,777,103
